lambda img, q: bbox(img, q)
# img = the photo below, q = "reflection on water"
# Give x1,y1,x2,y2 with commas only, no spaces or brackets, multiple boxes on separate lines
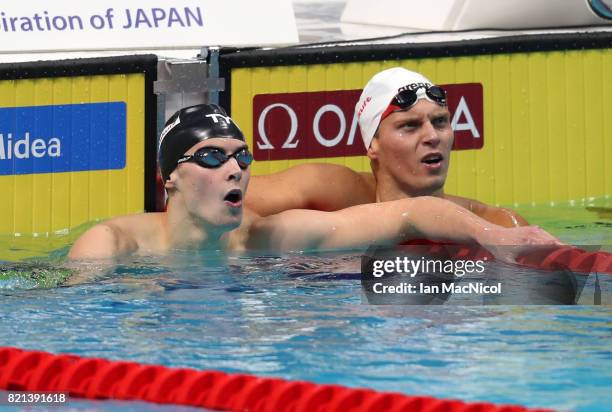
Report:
0,250,611,411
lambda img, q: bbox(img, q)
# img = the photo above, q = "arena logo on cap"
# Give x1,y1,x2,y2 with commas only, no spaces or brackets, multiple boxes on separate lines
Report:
252,83,483,161
0,102,126,176
399,82,432,92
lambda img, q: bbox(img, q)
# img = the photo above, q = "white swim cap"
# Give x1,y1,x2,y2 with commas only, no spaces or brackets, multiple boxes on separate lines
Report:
355,67,435,149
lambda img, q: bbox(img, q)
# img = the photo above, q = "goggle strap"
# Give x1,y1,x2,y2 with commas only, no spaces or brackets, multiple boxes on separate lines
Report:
380,104,403,122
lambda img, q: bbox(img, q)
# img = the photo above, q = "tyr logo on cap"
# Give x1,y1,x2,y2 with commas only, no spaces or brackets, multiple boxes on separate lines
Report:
205,113,232,124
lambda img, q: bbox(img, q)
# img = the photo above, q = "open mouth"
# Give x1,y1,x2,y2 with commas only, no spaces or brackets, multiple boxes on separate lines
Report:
223,189,243,205
421,153,444,165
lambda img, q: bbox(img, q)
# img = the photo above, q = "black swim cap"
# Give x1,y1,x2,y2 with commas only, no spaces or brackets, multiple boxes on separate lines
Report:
158,104,245,180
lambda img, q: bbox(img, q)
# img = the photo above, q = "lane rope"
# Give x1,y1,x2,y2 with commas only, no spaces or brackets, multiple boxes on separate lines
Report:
0,346,551,411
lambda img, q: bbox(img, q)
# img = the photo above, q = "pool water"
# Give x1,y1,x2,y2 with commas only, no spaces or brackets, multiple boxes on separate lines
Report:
512,198,611,246
0,199,610,411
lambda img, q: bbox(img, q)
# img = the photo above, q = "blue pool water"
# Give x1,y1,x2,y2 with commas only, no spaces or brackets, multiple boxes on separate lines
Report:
1,251,611,411
0,200,611,411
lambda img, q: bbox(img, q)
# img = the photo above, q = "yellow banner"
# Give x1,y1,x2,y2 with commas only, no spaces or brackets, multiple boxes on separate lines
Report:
230,50,611,206
0,73,146,236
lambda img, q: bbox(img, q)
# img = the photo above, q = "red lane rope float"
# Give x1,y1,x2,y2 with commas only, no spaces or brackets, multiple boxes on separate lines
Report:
0,347,551,411
401,241,612,275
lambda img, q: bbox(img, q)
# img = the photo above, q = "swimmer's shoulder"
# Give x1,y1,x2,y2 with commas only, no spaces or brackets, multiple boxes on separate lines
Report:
443,194,528,227
298,163,375,209
68,213,164,260
68,220,129,260
247,163,375,216
239,209,321,251
226,208,264,251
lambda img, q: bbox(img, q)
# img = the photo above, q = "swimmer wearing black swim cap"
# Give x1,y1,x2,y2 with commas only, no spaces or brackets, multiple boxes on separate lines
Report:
69,103,560,265
158,104,246,181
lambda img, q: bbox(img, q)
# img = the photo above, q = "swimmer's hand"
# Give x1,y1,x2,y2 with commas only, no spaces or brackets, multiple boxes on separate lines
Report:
476,225,564,264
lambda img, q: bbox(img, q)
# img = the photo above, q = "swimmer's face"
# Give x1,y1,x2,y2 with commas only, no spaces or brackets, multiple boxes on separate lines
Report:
368,100,453,197
168,138,250,230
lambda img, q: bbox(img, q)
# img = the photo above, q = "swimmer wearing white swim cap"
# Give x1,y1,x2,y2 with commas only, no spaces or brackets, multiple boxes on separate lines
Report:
245,67,528,229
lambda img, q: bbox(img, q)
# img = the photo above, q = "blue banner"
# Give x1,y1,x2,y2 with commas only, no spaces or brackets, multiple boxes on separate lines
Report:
0,102,126,175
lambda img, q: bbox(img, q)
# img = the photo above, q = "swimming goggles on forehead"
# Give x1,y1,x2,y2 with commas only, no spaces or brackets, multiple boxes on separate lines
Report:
381,85,447,121
177,146,253,170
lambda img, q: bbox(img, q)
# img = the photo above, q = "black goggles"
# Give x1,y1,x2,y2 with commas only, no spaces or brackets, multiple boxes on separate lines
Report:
393,85,447,108
381,85,447,121
177,147,253,170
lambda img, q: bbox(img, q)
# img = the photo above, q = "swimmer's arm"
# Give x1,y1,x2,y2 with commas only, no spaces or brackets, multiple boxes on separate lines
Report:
248,196,561,261
68,224,122,260
248,197,500,249
318,196,498,249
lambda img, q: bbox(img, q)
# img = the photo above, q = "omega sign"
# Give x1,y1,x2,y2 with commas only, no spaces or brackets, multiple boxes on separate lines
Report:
252,83,483,160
